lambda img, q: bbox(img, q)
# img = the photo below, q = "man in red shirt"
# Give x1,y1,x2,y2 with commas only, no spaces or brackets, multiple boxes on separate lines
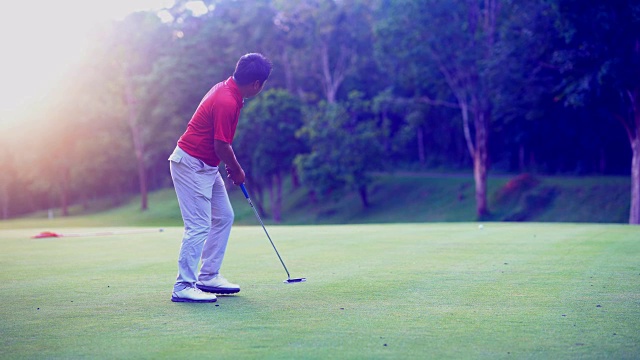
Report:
169,53,272,303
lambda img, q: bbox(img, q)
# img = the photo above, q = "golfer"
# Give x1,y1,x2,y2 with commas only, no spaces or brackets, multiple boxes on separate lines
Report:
168,53,272,303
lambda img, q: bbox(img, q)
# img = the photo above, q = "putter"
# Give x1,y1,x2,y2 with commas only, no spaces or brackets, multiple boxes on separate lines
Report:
240,183,306,284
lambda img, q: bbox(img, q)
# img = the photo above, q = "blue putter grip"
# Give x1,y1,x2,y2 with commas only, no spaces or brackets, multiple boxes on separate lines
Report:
240,184,250,199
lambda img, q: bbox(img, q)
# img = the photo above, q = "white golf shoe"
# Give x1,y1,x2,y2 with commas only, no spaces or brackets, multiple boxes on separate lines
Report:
196,274,241,294
171,287,217,303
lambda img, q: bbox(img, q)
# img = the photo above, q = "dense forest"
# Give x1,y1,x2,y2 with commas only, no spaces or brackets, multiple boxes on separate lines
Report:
0,0,638,223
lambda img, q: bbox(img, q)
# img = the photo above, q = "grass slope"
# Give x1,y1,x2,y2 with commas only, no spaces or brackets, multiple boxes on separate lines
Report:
1,223,639,359
0,173,631,229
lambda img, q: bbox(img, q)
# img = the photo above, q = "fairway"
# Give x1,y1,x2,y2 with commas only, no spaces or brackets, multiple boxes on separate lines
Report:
0,223,638,359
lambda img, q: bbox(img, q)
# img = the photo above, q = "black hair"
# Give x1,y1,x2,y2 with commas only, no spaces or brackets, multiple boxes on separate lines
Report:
233,53,272,86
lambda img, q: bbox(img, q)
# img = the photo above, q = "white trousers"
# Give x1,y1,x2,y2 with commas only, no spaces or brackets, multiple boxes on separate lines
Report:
169,146,234,292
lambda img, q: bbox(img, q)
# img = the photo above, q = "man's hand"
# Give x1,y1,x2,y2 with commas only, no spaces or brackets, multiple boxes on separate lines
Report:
214,140,245,186
225,164,245,185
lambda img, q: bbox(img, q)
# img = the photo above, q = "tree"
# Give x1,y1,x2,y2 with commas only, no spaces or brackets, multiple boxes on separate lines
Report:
296,91,384,207
376,0,513,218
99,12,174,211
551,0,640,224
235,89,304,222
0,146,16,219
376,0,552,218
486,1,559,173
273,0,375,103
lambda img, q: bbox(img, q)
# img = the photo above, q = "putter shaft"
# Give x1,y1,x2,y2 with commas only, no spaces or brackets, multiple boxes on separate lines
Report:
245,196,292,279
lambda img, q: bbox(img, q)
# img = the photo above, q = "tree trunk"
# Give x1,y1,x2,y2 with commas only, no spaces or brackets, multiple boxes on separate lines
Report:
630,87,640,224
291,167,300,189
272,172,283,223
308,190,318,205
519,144,526,172
320,42,337,103
474,109,490,219
426,0,498,220
319,41,352,104
60,167,70,217
281,51,295,94
358,184,370,208
627,39,640,225
474,153,489,218
630,135,640,224
124,78,148,211
277,173,283,222
599,147,606,174
417,126,425,166
0,182,8,220
615,88,640,224
253,180,267,217
460,95,490,219
135,148,148,211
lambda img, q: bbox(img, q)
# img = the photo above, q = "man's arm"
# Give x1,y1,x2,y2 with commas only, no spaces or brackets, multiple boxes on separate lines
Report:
214,139,245,185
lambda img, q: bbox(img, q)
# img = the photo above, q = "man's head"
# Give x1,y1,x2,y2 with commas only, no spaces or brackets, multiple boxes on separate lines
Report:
233,53,272,98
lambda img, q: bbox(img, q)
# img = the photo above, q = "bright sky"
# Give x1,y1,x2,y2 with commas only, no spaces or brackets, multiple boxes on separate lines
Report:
0,0,208,127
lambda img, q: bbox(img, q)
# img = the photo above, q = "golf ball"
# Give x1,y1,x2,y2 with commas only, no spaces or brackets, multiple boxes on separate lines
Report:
478,224,484,229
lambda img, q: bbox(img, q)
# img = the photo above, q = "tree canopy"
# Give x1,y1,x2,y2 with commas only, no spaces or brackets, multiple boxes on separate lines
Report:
0,0,638,223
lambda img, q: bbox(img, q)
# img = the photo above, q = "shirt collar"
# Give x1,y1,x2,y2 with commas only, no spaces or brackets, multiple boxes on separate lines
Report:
225,76,244,106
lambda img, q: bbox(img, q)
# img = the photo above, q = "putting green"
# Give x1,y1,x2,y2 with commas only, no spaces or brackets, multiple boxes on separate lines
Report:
0,223,638,359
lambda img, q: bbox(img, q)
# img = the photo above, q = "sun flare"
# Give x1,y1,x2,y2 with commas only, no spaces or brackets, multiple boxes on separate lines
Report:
0,0,174,128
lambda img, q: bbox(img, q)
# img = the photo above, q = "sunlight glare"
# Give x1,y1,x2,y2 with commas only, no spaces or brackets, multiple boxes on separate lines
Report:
0,0,174,128
185,1,209,17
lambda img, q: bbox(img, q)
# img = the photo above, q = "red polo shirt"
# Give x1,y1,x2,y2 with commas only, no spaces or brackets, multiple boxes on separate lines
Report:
177,77,244,166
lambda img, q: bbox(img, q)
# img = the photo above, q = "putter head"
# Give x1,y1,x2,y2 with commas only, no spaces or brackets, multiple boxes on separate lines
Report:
284,278,306,284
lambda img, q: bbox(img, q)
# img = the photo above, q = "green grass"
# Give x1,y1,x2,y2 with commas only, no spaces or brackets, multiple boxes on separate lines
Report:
1,173,631,229
1,223,639,359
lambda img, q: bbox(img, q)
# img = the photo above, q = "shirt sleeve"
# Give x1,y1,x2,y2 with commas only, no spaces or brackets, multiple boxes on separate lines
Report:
212,98,239,144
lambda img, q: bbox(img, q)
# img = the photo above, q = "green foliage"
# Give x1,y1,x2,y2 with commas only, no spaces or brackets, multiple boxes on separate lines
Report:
2,0,638,220
549,0,640,223
272,0,378,102
236,89,305,181
552,0,640,109
295,92,384,206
